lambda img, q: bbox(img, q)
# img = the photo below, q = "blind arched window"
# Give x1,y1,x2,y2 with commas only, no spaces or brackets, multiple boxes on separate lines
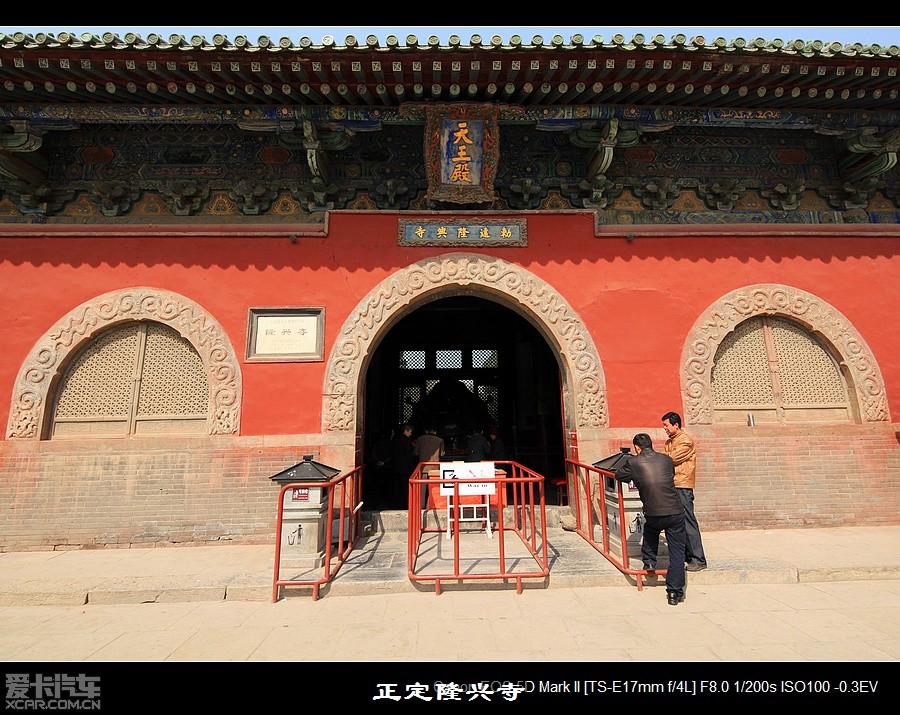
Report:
711,316,853,424
50,321,209,437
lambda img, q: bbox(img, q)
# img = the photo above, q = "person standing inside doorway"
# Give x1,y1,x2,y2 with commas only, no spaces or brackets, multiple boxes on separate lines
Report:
415,423,445,463
488,424,512,506
365,427,394,510
662,411,708,571
414,424,445,509
487,425,507,462
390,424,417,508
465,424,491,462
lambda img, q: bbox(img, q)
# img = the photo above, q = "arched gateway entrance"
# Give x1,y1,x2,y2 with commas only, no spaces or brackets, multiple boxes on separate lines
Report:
322,253,609,509
363,295,566,509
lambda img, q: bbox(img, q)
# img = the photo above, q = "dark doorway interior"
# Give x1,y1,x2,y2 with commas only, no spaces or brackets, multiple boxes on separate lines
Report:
362,296,565,510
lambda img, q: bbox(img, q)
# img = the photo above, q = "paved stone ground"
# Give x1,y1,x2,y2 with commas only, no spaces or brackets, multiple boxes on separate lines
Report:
0,523,896,706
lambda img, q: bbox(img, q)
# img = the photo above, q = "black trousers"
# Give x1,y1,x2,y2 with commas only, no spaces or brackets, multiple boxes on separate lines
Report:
677,488,707,566
642,512,687,596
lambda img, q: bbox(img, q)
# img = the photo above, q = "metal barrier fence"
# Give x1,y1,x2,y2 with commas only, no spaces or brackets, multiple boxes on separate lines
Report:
407,460,550,595
272,465,364,601
565,458,658,590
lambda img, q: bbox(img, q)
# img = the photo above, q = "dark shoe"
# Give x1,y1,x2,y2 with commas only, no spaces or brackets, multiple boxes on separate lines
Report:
642,563,656,573
667,592,685,606
685,562,707,572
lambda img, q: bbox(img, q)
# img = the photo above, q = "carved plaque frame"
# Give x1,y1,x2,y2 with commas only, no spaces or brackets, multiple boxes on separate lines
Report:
246,306,325,362
425,103,500,204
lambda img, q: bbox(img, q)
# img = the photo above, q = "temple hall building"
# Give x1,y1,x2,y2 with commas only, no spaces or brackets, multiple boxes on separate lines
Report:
0,28,898,551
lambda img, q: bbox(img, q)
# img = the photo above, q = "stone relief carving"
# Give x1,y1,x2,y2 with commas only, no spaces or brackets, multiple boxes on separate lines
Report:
7,287,242,439
681,284,887,424
323,253,608,432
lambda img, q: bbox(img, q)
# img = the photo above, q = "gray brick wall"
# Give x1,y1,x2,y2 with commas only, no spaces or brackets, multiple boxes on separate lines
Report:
1,425,898,550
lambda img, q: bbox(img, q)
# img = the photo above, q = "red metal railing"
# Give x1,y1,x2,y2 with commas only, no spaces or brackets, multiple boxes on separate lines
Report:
565,458,659,590
272,465,364,601
407,460,550,595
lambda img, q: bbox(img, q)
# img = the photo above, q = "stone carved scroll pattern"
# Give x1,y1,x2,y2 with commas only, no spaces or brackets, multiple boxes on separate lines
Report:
682,284,887,424
7,288,242,438
323,254,607,432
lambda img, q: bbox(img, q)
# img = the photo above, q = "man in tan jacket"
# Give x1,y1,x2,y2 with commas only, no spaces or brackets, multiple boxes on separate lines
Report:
662,411,708,571
414,424,445,510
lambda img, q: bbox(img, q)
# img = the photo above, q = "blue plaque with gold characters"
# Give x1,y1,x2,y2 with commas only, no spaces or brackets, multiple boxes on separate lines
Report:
425,104,499,205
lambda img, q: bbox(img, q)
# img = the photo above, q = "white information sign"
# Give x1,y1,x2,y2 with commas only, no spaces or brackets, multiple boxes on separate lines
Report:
246,307,325,362
255,314,319,355
439,462,497,495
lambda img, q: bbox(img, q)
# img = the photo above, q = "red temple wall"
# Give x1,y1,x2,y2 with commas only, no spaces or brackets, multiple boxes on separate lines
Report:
1,213,897,548
1,212,897,433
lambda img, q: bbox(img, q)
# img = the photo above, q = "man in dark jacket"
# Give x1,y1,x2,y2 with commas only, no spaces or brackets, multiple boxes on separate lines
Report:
365,427,394,509
465,425,491,462
615,433,687,605
390,424,417,508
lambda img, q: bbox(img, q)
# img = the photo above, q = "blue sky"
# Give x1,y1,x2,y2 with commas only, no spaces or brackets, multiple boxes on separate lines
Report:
1,26,898,46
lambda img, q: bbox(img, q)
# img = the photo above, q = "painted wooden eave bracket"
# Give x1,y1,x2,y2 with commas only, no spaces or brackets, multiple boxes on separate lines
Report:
838,126,900,182
0,121,48,186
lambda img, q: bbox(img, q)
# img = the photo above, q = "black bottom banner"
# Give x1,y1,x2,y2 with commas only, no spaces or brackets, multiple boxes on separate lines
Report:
3,660,896,709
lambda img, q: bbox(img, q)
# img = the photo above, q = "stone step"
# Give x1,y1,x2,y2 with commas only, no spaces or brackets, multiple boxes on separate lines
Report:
361,506,568,533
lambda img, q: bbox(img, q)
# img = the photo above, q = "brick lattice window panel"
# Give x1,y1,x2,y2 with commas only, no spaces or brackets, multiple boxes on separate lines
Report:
51,321,209,437
710,316,852,424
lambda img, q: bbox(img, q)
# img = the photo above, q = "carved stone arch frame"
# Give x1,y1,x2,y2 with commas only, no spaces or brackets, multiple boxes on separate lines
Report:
7,287,242,439
322,253,608,439
681,283,888,425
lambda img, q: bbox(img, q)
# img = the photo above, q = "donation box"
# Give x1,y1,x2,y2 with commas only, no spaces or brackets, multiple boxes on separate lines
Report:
271,455,341,569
